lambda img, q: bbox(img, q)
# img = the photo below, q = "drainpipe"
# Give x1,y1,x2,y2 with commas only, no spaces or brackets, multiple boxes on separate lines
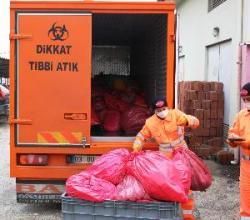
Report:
231,0,244,165
232,45,242,164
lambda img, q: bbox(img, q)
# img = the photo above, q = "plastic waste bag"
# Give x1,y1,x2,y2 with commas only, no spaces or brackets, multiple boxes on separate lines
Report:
93,96,106,112
174,147,212,191
66,172,117,202
127,151,190,203
91,107,101,126
86,149,130,185
116,175,151,201
104,93,130,112
134,95,147,108
103,110,121,132
121,106,150,134
172,151,192,194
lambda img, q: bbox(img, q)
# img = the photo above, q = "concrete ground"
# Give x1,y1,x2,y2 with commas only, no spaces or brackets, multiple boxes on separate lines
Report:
0,121,240,220
194,161,240,220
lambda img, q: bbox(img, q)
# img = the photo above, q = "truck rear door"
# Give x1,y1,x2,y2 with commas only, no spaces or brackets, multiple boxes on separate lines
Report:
14,12,91,147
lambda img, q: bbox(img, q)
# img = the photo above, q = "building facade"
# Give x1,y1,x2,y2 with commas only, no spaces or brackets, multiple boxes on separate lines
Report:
176,0,250,126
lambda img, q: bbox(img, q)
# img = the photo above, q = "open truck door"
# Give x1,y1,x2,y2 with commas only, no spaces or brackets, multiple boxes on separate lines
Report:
10,12,92,203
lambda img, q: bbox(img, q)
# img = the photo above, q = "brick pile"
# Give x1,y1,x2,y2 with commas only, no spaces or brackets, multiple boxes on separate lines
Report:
178,81,224,157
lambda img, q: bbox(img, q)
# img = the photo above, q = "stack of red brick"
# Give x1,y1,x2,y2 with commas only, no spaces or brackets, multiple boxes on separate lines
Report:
178,81,224,157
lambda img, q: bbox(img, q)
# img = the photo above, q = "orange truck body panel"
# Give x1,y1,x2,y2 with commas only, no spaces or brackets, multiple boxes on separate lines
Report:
9,0,175,200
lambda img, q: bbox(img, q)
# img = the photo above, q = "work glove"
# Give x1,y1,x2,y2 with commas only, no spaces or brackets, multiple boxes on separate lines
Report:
177,115,188,126
133,142,142,152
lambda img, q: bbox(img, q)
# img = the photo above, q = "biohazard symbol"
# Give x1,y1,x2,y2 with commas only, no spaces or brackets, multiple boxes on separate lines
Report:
48,23,69,41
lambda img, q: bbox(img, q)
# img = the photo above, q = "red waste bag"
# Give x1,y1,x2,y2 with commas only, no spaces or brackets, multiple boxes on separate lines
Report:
172,152,192,195
86,149,130,185
127,151,190,203
174,147,212,191
66,172,117,202
104,93,130,112
103,110,121,132
134,95,147,108
121,106,150,134
92,86,105,98
116,175,151,201
120,92,135,104
97,109,107,123
115,99,130,113
93,96,106,112
91,107,101,126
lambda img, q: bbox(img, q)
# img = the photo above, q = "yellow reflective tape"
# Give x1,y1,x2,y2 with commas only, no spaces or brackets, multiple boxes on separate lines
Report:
134,139,142,145
72,132,82,142
52,132,69,143
136,132,145,140
37,133,48,143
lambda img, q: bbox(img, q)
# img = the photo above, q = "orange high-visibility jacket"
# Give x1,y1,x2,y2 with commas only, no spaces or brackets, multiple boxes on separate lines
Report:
135,109,199,149
229,109,250,217
228,109,250,155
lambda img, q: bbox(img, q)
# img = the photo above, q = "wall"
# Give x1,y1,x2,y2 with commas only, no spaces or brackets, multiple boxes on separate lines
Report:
176,0,242,124
242,0,250,89
243,0,250,42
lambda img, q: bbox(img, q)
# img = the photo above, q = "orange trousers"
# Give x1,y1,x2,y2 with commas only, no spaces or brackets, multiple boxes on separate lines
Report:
181,190,195,220
240,160,250,218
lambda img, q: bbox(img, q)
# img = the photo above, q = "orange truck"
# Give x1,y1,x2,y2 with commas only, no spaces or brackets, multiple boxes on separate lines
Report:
9,0,175,203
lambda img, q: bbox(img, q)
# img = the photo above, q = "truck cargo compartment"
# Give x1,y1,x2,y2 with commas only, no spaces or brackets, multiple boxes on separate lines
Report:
91,14,167,140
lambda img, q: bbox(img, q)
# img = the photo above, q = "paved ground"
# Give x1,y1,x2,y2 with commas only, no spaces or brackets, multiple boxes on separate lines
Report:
194,161,240,220
0,121,240,220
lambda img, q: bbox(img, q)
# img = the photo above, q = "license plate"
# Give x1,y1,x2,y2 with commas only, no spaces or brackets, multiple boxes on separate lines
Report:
67,155,99,164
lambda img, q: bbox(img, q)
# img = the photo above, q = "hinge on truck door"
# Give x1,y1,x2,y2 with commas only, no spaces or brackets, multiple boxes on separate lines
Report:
82,137,90,148
9,33,32,40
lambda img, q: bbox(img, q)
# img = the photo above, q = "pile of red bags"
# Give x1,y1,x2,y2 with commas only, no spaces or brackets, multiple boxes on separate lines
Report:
91,75,151,134
66,148,210,203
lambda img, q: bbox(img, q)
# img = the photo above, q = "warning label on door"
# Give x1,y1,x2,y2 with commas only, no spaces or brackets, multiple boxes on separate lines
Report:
28,23,79,72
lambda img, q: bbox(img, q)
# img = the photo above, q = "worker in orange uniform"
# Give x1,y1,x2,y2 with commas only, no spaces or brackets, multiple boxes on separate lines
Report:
133,98,200,220
227,82,250,220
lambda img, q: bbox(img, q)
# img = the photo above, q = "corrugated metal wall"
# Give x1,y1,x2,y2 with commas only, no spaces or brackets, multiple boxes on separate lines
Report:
92,46,130,76
131,15,167,104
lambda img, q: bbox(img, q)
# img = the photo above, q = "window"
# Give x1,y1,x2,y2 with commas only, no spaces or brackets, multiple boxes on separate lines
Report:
208,0,227,12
